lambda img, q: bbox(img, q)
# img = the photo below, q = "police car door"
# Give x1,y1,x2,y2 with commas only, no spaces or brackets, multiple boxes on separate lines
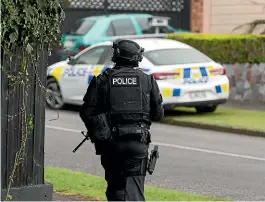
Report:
60,46,109,104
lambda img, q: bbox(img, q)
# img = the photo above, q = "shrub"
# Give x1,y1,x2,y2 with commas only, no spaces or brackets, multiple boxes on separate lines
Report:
167,33,265,64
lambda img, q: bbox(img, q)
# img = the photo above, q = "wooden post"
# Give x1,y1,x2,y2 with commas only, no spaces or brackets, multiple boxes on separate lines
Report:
1,46,53,201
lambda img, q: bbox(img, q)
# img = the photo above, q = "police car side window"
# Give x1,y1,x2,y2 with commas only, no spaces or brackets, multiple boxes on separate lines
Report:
111,19,136,36
74,47,106,65
101,46,114,66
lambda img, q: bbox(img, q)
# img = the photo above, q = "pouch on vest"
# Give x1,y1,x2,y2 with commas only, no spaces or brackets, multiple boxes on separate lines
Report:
115,124,150,143
90,113,112,143
109,68,143,114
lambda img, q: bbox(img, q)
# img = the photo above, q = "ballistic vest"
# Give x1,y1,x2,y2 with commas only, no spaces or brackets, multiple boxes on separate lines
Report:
108,67,144,114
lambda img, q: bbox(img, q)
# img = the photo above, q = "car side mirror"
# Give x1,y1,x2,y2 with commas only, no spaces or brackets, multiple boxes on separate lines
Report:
68,56,76,65
69,55,75,61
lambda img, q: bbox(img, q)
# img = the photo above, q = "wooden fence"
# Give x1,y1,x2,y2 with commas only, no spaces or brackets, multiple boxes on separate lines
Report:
1,46,53,200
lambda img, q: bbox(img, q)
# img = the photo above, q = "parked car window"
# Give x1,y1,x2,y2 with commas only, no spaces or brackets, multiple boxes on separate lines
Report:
251,24,265,34
232,20,265,34
69,19,95,35
135,17,151,34
102,46,115,66
136,17,175,34
232,24,252,34
74,46,106,65
144,48,213,66
106,24,115,36
111,19,136,36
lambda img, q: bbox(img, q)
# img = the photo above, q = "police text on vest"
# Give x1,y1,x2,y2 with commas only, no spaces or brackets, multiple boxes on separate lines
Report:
112,77,138,86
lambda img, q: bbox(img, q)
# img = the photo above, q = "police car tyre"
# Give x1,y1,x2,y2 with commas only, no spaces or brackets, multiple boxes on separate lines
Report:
195,105,217,113
46,77,65,110
162,104,176,112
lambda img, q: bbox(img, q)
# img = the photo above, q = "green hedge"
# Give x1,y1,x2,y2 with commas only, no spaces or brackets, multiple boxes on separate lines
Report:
167,33,265,64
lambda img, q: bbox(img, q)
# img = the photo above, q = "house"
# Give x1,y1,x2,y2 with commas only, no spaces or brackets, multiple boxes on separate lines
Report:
190,0,265,34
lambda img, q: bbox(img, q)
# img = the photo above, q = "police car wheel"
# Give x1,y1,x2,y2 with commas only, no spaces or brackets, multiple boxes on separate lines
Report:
195,105,217,113
46,77,65,109
163,104,176,111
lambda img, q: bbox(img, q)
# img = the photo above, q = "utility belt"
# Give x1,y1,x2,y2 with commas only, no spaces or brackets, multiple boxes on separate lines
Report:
90,114,150,143
112,123,151,144
89,113,151,155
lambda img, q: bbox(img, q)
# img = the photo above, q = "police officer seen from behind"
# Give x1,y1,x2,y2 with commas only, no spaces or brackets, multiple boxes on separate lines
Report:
79,39,164,201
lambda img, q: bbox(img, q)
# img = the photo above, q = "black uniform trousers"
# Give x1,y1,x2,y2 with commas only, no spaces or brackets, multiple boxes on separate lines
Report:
100,140,149,201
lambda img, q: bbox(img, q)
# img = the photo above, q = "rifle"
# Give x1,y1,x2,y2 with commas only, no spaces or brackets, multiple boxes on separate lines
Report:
72,131,90,153
147,145,159,175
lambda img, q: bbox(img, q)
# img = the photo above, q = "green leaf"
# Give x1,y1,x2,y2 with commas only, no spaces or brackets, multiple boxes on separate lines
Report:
26,43,33,54
36,0,44,8
9,32,18,43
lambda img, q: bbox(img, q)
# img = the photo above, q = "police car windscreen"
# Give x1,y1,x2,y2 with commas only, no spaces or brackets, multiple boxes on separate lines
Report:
144,48,213,66
68,19,95,36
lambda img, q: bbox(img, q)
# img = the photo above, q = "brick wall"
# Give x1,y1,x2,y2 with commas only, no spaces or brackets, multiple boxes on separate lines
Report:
190,0,204,32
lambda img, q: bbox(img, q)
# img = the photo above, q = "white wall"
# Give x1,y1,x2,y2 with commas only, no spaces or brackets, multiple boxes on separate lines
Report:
203,0,265,33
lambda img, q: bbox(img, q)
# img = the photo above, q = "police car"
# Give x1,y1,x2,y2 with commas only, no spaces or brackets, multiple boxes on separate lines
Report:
46,38,229,113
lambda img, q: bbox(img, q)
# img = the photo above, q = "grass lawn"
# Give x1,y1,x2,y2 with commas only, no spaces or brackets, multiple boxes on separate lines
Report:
164,107,265,131
45,167,228,201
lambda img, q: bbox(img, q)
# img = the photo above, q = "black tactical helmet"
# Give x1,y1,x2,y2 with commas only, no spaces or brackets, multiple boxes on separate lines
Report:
111,39,145,65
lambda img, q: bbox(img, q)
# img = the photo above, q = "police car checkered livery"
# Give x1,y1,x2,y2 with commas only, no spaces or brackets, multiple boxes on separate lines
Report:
46,38,229,112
